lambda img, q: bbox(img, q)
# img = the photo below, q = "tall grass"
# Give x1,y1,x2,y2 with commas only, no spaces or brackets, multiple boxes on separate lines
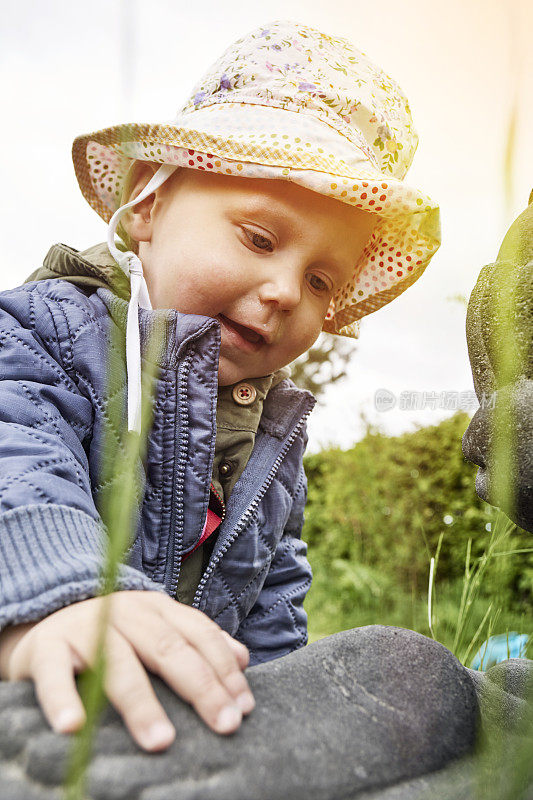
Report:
442,512,530,667
62,321,162,800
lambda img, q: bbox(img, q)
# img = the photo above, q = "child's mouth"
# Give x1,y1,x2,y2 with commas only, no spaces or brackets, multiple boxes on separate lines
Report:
218,315,265,351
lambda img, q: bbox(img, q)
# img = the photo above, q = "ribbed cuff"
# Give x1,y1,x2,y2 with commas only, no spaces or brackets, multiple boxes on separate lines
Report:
0,504,166,631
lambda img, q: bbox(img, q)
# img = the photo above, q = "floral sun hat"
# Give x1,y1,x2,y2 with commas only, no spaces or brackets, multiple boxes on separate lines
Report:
73,18,440,338
71,19,441,432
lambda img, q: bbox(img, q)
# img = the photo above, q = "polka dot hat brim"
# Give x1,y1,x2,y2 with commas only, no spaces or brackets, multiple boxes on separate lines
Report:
72,19,441,337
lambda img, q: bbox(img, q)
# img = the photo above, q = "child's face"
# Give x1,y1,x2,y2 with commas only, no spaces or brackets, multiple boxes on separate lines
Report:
125,165,378,385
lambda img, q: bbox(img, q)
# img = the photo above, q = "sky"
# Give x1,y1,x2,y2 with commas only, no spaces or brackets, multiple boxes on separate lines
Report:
1,0,531,452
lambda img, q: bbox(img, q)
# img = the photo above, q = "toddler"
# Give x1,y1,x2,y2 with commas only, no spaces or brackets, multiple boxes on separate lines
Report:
0,20,440,752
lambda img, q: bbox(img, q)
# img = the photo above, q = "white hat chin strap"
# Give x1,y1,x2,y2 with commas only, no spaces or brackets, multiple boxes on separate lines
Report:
106,163,178,433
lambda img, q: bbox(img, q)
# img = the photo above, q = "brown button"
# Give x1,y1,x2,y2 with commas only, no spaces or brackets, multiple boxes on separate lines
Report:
232,382,257,405
219,460,235,478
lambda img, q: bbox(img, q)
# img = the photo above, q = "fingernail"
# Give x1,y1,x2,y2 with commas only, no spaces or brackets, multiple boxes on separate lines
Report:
142,720,175,750
54,709,81,733
216,705,242,733
235,692,255,714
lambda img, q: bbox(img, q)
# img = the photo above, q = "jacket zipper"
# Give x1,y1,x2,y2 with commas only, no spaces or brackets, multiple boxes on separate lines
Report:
192,396,315,609
166,351,194,596
163,315,220,594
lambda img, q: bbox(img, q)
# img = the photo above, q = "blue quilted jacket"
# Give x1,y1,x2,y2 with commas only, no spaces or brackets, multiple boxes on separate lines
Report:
0,251,316,666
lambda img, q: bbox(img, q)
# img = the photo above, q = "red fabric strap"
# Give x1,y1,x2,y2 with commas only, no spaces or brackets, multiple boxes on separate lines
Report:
181,483,224,561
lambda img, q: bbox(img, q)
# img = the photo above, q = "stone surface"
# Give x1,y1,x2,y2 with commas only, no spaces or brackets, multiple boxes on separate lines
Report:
462,196,533,531
1,625,530,800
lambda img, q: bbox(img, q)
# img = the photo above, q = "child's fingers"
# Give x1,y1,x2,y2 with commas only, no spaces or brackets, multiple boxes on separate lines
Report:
6,595,253,751
26,625,174,752
156,606,254,711
90,628,176,752
113,609,246,734
26,638,87,734
133,599,253,709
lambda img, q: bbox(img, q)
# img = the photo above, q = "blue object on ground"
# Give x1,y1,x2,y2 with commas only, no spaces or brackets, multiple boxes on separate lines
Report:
471,632,529,670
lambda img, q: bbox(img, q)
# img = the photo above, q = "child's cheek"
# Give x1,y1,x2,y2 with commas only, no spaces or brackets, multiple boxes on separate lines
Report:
186,268,236,316
204,265,243,301
300,315,324,355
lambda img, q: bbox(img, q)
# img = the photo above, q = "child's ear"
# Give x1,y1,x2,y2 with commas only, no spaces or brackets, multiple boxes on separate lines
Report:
120,161,161,244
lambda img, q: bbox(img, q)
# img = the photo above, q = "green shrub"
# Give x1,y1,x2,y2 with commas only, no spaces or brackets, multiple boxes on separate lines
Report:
303,412,533,651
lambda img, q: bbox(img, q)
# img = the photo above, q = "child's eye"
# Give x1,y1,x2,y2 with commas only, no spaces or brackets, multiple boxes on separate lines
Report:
244,229,274,252
308,274,331,293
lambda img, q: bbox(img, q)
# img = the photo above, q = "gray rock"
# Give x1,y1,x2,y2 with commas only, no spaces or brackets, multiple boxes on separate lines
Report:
0,626,530,800
0,626,476,799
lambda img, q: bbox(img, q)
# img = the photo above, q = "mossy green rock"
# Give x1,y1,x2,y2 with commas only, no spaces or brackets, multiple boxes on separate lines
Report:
462,195,533,531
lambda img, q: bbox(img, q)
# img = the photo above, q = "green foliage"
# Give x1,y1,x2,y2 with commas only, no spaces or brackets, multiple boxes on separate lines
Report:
289,331,356,401
303,413,533,652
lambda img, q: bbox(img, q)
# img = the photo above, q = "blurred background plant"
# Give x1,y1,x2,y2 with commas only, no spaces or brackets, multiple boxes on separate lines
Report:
302,412,532,657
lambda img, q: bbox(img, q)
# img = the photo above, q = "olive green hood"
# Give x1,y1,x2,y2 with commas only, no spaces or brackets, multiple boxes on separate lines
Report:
25,242,131,299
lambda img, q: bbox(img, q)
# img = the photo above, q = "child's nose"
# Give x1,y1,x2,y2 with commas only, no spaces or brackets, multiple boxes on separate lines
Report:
258,266,302,312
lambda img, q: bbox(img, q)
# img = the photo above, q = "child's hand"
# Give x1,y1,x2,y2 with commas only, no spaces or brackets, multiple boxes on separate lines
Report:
0,591,254,751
